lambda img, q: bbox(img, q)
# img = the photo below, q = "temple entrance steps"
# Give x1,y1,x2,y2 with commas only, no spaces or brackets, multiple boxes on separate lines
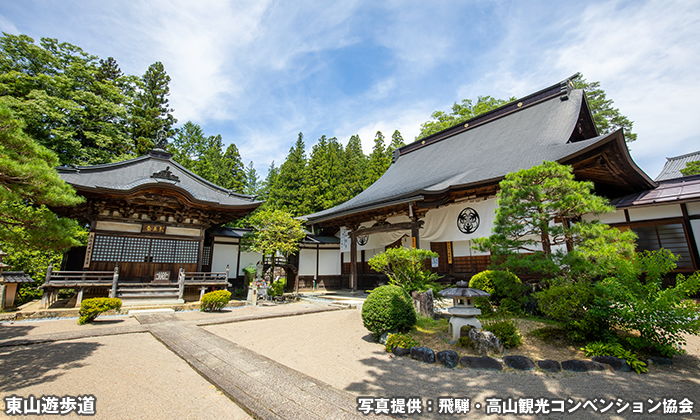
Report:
116,284,182,305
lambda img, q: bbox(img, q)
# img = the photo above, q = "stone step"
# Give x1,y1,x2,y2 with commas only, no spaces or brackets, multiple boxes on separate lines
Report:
117,292,179,299
120,298,184,306
118,288,179,293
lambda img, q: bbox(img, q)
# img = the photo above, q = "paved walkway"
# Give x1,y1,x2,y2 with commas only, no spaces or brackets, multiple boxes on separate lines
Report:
1,304,368,420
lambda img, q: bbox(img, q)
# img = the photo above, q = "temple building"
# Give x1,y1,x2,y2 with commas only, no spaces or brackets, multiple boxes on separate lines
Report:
43,144,262,306
302,75,700,290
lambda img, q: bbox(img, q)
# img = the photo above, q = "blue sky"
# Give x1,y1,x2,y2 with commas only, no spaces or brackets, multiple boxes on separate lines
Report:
1,0,698,179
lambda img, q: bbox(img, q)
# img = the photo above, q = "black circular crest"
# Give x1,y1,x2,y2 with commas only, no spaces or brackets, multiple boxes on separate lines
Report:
457,207,480,234
356,226,369,246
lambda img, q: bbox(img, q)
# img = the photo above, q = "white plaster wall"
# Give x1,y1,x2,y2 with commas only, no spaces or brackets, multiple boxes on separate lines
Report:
238,252,261,277
628,205,682,221
687,202,700,215
451,240,490,257
212,243,238,274
583,210,626,224
299,249,316,276
319,249,340,275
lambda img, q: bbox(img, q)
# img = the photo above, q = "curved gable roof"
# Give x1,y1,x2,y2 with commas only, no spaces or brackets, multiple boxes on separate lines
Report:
305,83,653,225
58,152,261,209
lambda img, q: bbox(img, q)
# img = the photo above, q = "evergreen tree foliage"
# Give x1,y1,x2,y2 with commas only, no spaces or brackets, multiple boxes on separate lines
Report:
222,143,246,192
306,135,346,212
416,95,515,141
131,61,177,154
342,134,368,201
365,131,391,188
680,160,700,176
389,130,405,152
244,161,261,195
574,76,636,142
0,34,133,165
257,161,278,203
268,133,310,216
0,103,85,251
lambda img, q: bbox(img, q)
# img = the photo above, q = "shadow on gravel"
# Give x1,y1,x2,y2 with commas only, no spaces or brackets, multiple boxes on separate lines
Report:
0,324,35,340
0,341,101,392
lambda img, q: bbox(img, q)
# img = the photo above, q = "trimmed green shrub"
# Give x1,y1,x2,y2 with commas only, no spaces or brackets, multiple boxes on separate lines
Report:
78,298,122,325
469,270,522,309
482,315,522,348
200,290,231,312
582,341,648,374
385,333,419,352
362,285,417,338
498,297,522,315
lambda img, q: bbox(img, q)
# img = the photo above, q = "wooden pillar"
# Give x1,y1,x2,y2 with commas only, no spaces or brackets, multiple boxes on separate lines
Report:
411,218,420,249
350,230,357,291
200,285,206,300
41,265,54,309
0,284,6,311
110,265,119,299
681,203,699,270
196,229,205,272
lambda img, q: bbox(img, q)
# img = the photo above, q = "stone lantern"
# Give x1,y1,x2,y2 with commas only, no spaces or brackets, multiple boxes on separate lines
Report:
438,280,490,341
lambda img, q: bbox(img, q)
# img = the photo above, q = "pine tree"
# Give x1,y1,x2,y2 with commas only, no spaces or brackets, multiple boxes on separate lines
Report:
342,134,368,201
268,133,309,215
574,76,637,142
131,61,177,154
257,161,279,203
365,131,391,188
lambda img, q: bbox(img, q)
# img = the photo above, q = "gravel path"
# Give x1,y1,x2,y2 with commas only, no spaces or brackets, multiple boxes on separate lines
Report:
207,308,700,420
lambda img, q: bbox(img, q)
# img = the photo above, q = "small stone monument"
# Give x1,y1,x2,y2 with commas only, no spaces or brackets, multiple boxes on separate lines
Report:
438,281,490,341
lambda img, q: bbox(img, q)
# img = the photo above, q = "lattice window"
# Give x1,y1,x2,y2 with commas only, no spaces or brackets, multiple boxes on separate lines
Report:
92,235,124,262
151,239,177,263
121,237,151,262
177,240,199,264
202,246,211,266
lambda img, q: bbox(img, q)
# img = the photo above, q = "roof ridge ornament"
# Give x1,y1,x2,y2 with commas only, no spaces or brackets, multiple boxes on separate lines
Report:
148,129,173,159
151,166,180,183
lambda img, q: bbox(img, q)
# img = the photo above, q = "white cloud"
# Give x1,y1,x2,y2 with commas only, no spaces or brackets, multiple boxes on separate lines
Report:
0,13,18,33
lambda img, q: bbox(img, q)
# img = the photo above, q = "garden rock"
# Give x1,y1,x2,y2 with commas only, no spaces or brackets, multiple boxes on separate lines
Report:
537,359,561,372
410,347,436,363
467,328,504,355
459,356,503,370
393,346,411,357
436,350,459,368
648,356,673,365
561,360,608,372
592,356,631,372
503,355,535,370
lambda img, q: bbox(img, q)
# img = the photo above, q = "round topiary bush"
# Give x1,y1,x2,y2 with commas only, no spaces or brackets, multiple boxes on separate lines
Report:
362,285,417,338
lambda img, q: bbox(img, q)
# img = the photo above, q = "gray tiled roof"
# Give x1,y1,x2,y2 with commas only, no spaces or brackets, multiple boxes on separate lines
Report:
58,153,261,209
655,150,700,181
0,271,34,283
304,88,623,224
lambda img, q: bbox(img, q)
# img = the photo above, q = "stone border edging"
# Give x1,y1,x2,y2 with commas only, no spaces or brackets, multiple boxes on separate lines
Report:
0,325,150,348
393,345,643,373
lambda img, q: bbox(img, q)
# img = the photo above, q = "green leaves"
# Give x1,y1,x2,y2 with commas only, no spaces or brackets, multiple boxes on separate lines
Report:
680,161,700,176
368,247,441,294
0,103,85,252
240,209,306,258
574,76,636,142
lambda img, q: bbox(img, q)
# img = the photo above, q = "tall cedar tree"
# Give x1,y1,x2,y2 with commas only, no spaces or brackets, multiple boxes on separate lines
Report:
257,161,278,203
574,76,636,142
306,135,346,212
365,131,391,188
222,143,246,192
342,135,368,201
269,133,309,216
131,61,177,154
0,34,132,165
0,104,85,251
244,161,261,195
